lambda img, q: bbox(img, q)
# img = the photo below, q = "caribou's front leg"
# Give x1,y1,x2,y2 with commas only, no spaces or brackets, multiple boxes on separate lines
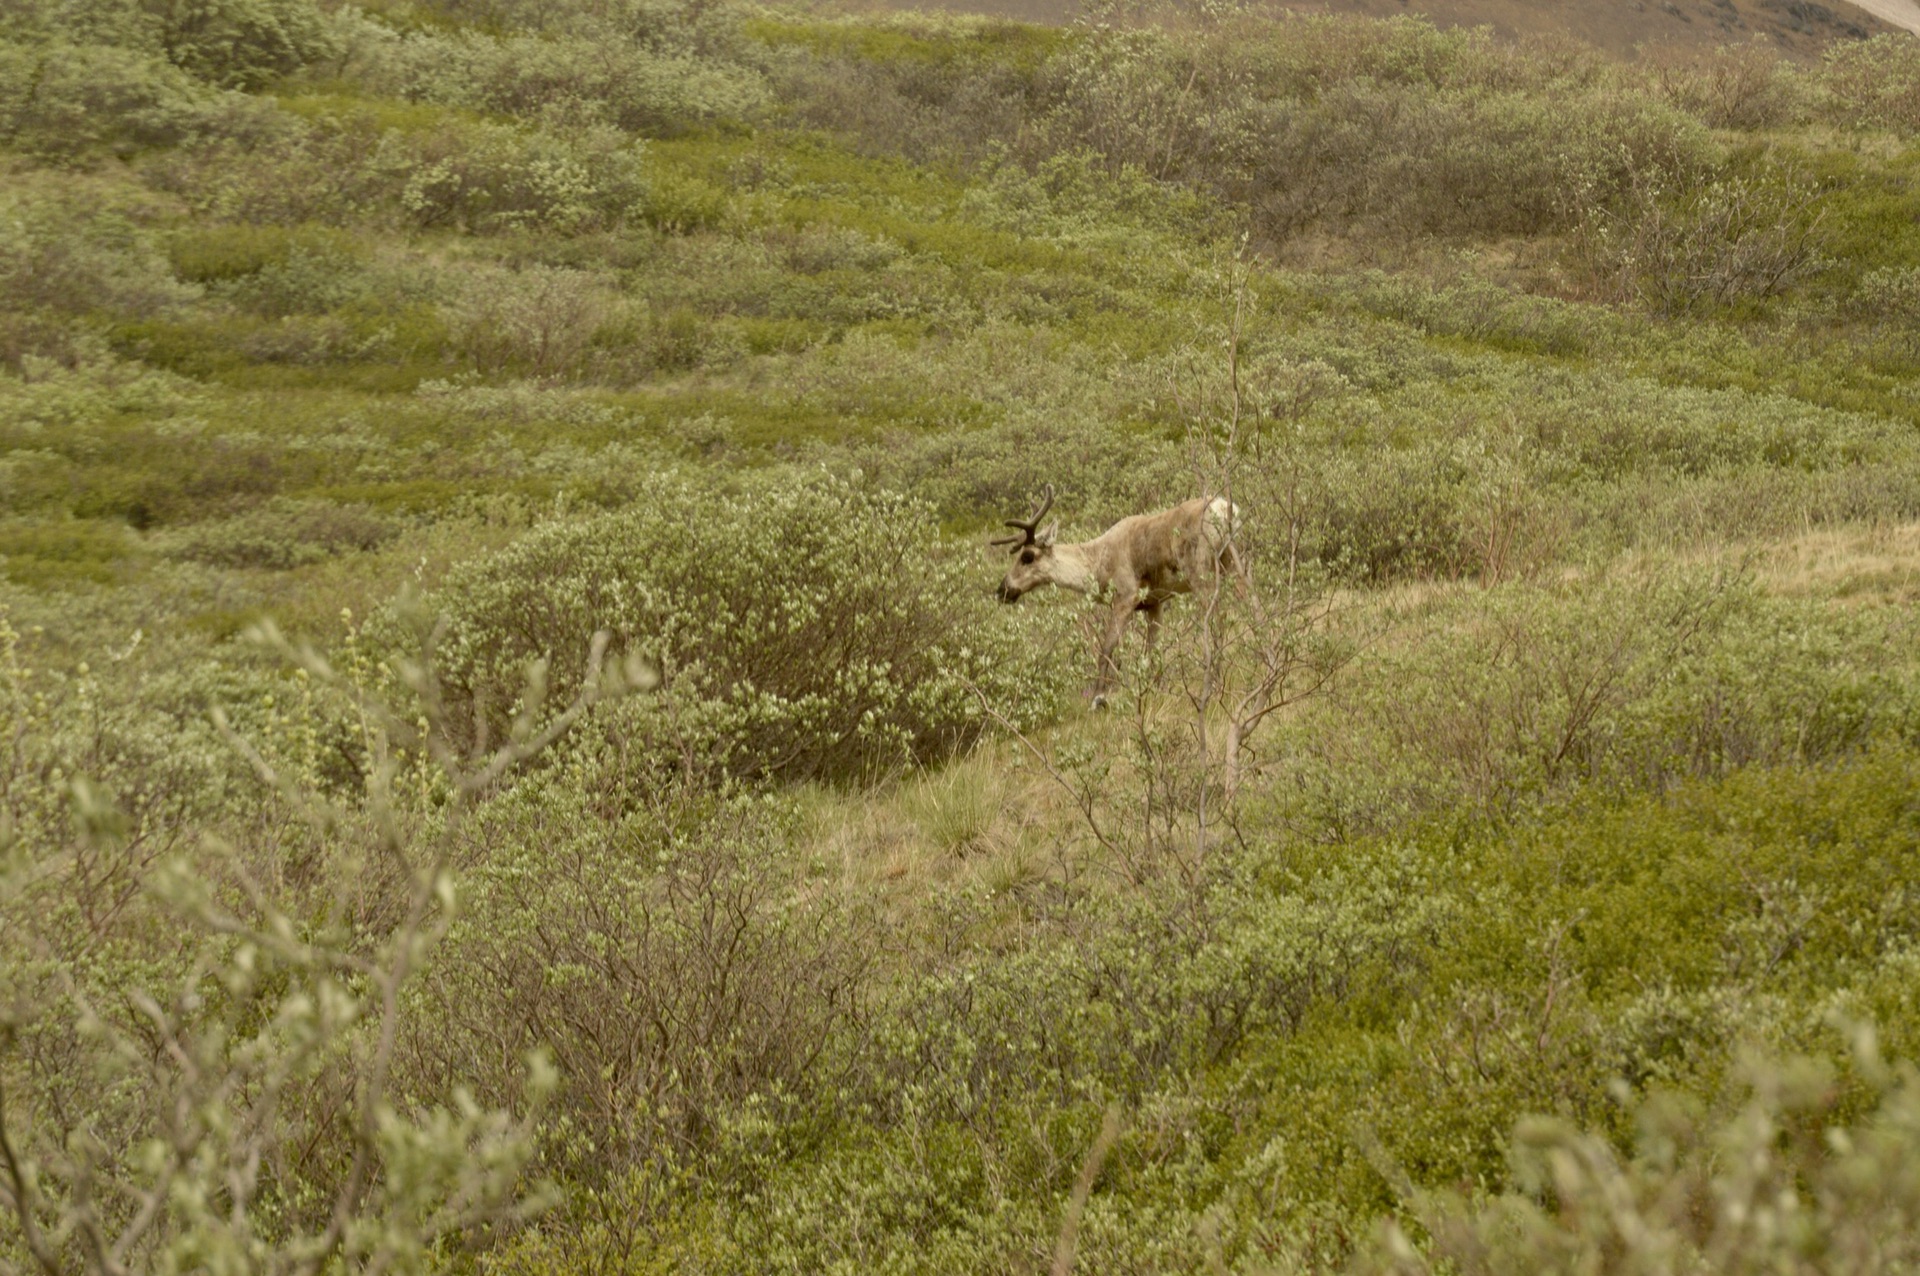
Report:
1091,583,1138,707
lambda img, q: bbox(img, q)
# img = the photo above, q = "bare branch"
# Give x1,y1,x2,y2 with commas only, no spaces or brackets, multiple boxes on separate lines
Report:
0,1067,63,1276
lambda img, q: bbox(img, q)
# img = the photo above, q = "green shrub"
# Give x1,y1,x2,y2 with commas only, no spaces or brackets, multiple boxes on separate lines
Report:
1292,574,1920,829
1326,269,1621,359
168,221,335,283
763,13,1051,168
150,109,651,233
0,39,220,158
144,0,341,90
0,191,198,318
848,414,1186,534
1848,264,1920,329
405,778,875,1179
1575,166,1833,314
1819,34,1920,134
1644,41,1811,131
1,0,339,98
166,223,396,318
408,470,1077,785
1024,18,1714,241
1300,443,1475,582
449,263,613,375
0,342,199,432
0,517,142,586
567,839,1461,1273
159,497,397,569
0,618,568,1276
394,119,652,233
1359,1041,1920,1275
412,0,754,52
360,28,768,134
641,166,733,234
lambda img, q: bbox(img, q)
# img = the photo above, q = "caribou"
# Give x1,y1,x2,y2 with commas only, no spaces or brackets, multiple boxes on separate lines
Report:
993,484,1245,700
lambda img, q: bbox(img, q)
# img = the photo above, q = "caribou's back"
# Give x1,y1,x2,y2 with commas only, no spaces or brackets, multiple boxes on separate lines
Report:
1099,496,1238,597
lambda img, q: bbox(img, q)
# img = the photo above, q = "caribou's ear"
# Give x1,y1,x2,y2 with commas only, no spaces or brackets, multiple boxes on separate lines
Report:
1037,520,1059,547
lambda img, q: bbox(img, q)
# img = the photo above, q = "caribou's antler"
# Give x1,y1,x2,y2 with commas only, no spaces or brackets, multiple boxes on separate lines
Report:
990,483,1055,547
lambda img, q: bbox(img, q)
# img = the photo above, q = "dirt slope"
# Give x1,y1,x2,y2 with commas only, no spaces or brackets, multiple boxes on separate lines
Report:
1843,0,1920,34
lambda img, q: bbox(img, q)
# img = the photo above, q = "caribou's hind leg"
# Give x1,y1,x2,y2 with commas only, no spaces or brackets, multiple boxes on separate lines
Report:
1141,600,1162,653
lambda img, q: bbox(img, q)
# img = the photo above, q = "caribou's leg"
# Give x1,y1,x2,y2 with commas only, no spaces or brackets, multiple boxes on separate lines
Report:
1141,600,1162,653
1221,541,1245,588
1091,586,1137,708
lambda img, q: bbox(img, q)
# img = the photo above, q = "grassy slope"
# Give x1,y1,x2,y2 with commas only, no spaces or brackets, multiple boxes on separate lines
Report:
10,3,1920,1270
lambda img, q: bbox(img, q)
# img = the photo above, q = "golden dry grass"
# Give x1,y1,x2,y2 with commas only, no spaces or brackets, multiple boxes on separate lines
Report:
1742,519,1920,604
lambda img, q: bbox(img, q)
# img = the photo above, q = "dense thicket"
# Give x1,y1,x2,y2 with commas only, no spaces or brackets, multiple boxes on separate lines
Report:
8,0,1920,1271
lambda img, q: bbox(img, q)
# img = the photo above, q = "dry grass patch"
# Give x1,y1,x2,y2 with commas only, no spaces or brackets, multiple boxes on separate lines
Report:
904,752,1003,857
1743,519,1920,606
795,732,1106,911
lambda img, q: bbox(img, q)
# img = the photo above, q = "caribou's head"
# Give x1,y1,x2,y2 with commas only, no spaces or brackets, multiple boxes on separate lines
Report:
993,484,1060,603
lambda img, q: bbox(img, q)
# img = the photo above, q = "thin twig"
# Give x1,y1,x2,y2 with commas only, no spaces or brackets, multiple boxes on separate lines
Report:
1050,1105,1124,1276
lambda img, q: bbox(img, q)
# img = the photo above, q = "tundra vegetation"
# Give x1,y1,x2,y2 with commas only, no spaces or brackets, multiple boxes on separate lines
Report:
10,0,1920,1270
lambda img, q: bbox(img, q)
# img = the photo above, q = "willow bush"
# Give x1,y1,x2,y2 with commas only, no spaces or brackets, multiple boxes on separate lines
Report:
410,470,1077,786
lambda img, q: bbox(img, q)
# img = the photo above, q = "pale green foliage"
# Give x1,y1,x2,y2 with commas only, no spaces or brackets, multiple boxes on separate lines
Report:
957,147,1220,251
1292,572,1917,828
1229,292,1911,579
0,191,198,319
0,610,626,1274
415,0,752,52
1818,34,1920,134
1312,266,1624,357
0,39,222,157
1646,42,1813,131
354,28,768,135
0,0,336,140
140,0,341,90
1032,17,1715,239
335,0,769,138
405,778,873,1179
1849,264,1920,330
2,871,551,1275
1575,167,1832,314
853,411,1187,533
415,470,1077,784
7,1,1920,1270
0,189,202,427
0,344,199,431
200,234,418,318
393,120,651,234
149,111,651,233
449,263,613,376
157,497,397,569
409,372,614,418
1363,1036,1920,1274
659,844,1457,1272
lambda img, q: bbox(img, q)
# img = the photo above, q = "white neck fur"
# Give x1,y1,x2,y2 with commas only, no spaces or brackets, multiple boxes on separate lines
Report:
1044,544,1098,594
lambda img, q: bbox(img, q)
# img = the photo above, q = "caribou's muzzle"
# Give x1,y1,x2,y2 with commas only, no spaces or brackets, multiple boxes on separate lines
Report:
997,579,1023,603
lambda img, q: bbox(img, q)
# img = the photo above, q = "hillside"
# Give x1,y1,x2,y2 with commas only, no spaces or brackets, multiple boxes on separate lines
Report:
1288,0,1896,52
8,1,1920,1272
897,0,1911,54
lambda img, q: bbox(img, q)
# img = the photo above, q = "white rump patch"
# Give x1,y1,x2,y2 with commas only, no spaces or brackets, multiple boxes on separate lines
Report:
1201,498,1241,552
